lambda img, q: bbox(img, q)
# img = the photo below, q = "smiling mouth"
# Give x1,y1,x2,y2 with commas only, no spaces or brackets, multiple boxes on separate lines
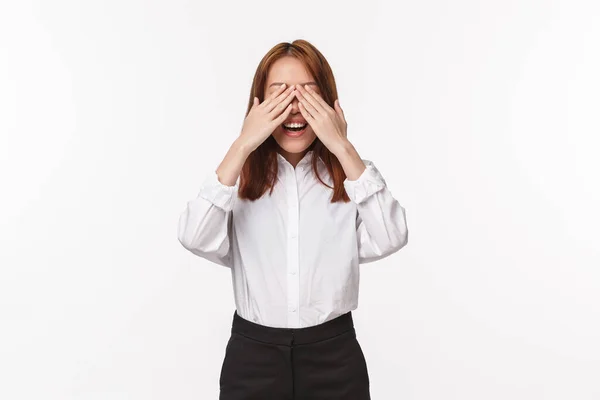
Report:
282,122,308,132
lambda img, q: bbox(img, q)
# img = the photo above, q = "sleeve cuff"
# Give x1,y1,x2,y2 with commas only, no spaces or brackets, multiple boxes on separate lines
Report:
343,160,387,204
197,170,239,211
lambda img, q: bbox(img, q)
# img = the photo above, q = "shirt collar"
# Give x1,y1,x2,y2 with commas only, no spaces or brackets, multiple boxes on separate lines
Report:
276,150,321,168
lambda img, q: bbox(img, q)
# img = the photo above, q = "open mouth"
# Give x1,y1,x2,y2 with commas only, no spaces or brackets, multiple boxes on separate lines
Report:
282,122,308,132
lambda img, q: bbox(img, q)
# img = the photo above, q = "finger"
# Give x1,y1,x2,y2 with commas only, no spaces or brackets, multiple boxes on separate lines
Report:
296,90,320,120
302,84,331,112
252,96,259,109
296,84,328,116
273,103,294,125
265,85,294,114
298,101,315,126
261,83,289,109
268,89,297,119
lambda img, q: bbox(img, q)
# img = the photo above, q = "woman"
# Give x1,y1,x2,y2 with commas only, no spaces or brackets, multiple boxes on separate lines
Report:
178,39,409,399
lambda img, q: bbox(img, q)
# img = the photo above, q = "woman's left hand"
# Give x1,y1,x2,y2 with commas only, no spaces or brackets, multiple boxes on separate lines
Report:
295,84,349,156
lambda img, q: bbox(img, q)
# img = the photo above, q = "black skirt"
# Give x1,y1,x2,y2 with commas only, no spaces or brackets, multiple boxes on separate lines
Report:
219,310,371,400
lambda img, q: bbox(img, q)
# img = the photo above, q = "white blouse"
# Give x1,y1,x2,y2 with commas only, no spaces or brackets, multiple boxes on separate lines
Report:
177,150,408,328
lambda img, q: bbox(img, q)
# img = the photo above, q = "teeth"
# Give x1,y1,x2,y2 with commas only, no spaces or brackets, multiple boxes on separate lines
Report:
283,122,307,129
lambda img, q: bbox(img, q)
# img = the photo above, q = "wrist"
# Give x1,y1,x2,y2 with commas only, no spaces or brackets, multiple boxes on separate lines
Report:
232,138,253,158
332,138,354,158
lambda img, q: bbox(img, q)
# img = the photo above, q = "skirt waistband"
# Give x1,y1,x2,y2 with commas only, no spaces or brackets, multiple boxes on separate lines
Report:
230,310,355,346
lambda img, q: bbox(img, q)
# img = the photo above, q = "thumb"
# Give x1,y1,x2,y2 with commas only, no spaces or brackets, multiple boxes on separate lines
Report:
334,99,345,120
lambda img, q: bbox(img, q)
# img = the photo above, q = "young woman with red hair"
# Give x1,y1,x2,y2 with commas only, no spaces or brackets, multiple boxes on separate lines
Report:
178,39,409,399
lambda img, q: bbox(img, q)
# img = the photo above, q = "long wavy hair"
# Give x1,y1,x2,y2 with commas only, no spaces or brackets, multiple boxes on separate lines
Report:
238,39,350,203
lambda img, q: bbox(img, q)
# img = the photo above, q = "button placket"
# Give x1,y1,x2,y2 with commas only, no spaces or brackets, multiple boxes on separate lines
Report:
286,166,301,327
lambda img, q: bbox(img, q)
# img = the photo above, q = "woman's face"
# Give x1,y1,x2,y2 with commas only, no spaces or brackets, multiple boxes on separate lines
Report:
264,56,319,158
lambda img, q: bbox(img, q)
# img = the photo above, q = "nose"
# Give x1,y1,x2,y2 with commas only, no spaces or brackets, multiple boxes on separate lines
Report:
290,90,301,113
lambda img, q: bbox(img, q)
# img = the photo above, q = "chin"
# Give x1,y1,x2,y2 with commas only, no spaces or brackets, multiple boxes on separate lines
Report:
272,127,317,154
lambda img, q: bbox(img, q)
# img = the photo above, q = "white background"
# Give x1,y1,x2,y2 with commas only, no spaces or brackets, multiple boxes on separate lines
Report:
1,0,599,399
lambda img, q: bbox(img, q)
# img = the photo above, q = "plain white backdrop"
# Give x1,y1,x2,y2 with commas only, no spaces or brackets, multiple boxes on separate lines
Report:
1,0,599,399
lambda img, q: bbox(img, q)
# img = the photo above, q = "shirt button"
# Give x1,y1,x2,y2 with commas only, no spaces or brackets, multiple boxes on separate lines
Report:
299,166,304,172
290,270,296,275
289,306,297,312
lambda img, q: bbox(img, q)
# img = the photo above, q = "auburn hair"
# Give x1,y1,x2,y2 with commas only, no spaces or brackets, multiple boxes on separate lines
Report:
238,39,350,203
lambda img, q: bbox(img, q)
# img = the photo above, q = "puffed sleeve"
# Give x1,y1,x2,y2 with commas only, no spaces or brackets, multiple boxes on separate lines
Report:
343,159,409,264
177,170,238,268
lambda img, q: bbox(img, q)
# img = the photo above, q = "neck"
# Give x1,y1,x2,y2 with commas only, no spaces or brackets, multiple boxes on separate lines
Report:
277,148,310,168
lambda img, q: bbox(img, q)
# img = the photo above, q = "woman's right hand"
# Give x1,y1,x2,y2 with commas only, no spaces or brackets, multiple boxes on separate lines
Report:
238,83,296,153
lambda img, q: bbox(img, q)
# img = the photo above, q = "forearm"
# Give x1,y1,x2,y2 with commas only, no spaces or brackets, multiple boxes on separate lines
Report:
333,139,367,181
215,138,252,186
